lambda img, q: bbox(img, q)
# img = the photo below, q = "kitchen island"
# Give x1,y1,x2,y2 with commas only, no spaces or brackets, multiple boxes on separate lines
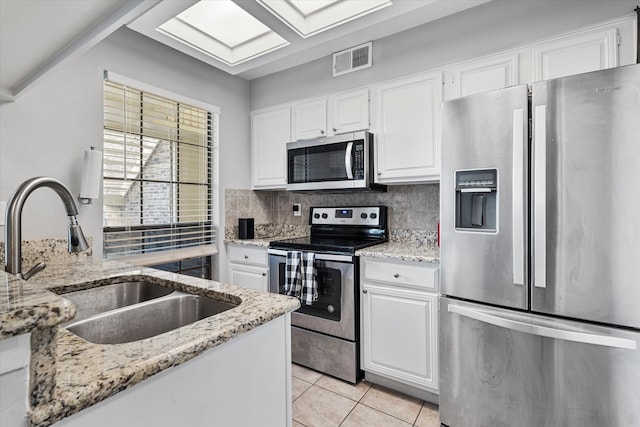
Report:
0,258,299,427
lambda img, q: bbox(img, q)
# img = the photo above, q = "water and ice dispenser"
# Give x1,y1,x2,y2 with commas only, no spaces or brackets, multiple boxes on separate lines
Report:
455,169,497,231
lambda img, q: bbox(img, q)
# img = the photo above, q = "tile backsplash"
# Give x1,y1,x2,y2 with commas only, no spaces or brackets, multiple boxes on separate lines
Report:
225,184,439,238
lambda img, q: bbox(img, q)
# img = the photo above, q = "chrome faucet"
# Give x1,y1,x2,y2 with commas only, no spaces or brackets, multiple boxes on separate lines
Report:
4,177,90,280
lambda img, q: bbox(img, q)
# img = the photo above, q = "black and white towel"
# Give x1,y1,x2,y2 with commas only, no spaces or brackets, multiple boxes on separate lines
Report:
284,251,317,305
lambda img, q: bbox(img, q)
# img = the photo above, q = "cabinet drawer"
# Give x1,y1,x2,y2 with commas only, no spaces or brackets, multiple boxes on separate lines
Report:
363,258,439,291
228,245,268,267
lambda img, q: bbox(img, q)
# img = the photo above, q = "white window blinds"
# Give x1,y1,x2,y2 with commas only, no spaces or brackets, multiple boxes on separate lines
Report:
103,79,217,259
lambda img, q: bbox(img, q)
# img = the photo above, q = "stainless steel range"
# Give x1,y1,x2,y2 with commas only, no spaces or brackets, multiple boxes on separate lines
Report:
268,206,388,383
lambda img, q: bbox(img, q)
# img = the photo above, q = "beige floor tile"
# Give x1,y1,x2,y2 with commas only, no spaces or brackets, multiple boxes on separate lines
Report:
360,384,423,424
292,363,323,384
315,376,371,402
341,404,412,427
415,402,440,427
292,377,313,402
292,385,357,427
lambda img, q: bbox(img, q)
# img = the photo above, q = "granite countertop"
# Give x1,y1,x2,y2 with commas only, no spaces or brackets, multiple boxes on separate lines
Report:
1,258,299,427
356,240,440,263
225,233,440,263
224,237,273,248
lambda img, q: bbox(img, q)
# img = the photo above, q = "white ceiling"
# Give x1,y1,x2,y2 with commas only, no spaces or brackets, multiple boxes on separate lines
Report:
0,0,490,101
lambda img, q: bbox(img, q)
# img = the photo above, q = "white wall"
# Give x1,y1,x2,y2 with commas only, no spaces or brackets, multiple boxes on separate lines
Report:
249,0,638,109
0,28,251,267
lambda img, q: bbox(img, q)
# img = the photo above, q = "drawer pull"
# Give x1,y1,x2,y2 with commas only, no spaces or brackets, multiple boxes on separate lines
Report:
244,255,249,259
262,272,267,276
393,273,399,278
363,289,368,294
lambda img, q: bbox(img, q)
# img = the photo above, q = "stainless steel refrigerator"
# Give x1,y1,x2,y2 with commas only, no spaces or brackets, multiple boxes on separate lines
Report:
439,63,640,427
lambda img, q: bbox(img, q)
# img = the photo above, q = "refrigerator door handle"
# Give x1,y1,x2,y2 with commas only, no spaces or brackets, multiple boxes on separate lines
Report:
533,105,547,288
512,108,525,286
448,304,637,350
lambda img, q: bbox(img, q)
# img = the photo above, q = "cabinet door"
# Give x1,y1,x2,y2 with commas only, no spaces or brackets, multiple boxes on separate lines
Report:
251,107,290,189
533,27,618,81
373,71,442,183
329,88,369,134
293,98,327,140
229,264,269,292
362,284,438,391
448,53,519,99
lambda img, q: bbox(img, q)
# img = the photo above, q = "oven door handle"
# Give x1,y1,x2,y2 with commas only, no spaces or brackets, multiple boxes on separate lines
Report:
268,248,354,263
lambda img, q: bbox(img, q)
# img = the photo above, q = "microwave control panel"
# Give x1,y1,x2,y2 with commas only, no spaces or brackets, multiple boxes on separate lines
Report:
353,141,365,179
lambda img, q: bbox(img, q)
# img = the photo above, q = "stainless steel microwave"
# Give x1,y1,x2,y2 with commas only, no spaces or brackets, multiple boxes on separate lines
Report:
286,131,386,192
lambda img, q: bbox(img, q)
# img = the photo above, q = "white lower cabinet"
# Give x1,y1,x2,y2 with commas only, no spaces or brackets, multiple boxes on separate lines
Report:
227,244,269,292
360,257,439,392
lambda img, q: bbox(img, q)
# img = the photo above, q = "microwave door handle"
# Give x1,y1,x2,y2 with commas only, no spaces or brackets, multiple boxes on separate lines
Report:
345,142,354,179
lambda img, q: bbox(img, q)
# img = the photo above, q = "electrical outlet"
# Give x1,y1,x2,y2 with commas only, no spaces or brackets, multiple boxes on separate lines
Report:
292,203,301,217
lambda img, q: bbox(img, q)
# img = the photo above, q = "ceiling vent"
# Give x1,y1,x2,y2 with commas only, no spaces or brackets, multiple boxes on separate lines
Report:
332,42,372,77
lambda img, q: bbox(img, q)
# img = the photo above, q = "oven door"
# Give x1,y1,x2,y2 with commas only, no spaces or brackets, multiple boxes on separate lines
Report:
268,249,356,341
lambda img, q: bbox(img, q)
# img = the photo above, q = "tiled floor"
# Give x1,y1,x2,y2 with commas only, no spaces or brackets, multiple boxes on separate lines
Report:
291,364,440,427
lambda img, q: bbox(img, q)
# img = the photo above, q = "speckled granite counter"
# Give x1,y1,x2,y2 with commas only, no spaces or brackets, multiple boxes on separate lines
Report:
224,238,273,248
0,272,76,338
2,258,299,427
356,240,440,263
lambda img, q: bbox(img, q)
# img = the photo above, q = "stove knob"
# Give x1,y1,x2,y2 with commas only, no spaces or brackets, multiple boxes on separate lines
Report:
322,213,328,219
327,305,335,314
360,213,368,219
314,213,320,219
370,213,377,219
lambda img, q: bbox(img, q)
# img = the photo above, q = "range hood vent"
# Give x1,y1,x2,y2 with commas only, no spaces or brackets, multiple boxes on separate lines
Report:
333,42,372,77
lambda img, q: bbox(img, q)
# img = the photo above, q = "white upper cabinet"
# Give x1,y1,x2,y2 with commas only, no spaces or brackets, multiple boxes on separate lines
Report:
533,27,619,81
251,106,290,189
372,71,442,183
292,89,370,140
292,98,327,140
329,88,370,135
445,52,520,100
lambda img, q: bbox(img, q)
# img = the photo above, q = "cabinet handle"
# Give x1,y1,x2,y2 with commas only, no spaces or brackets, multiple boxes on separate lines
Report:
393,273,399,278
377,171,381,175
244,255,249,259
262,273,267,276
320,129,325,134
333,127,337,132
362,289,368,294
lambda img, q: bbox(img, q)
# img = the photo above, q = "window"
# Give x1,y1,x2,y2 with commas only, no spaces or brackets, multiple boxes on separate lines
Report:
102,77,218,278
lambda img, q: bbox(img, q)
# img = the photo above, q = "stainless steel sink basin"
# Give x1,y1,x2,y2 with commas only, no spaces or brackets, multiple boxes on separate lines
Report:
61,280,175,322
64,292,237,344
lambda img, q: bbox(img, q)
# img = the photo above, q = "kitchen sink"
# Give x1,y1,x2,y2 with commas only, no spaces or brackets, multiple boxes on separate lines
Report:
64,292,238,344
60,280,175,322
55,276,240,344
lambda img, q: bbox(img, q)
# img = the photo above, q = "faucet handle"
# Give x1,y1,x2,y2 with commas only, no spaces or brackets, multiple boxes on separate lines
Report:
21,262,46,281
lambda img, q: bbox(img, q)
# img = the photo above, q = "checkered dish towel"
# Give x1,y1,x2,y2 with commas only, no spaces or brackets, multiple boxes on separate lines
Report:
284,251,318,305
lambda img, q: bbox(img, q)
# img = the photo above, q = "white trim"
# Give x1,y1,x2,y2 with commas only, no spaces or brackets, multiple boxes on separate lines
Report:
114,245,218,267
104,70,221,114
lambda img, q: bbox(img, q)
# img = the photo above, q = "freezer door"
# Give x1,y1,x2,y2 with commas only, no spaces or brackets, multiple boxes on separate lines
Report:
441,85,528,309
440,297,640,427
531,64,640,329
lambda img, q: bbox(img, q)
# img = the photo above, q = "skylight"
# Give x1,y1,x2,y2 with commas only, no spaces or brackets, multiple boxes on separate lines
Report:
257,0,393,39
157,0,288,66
